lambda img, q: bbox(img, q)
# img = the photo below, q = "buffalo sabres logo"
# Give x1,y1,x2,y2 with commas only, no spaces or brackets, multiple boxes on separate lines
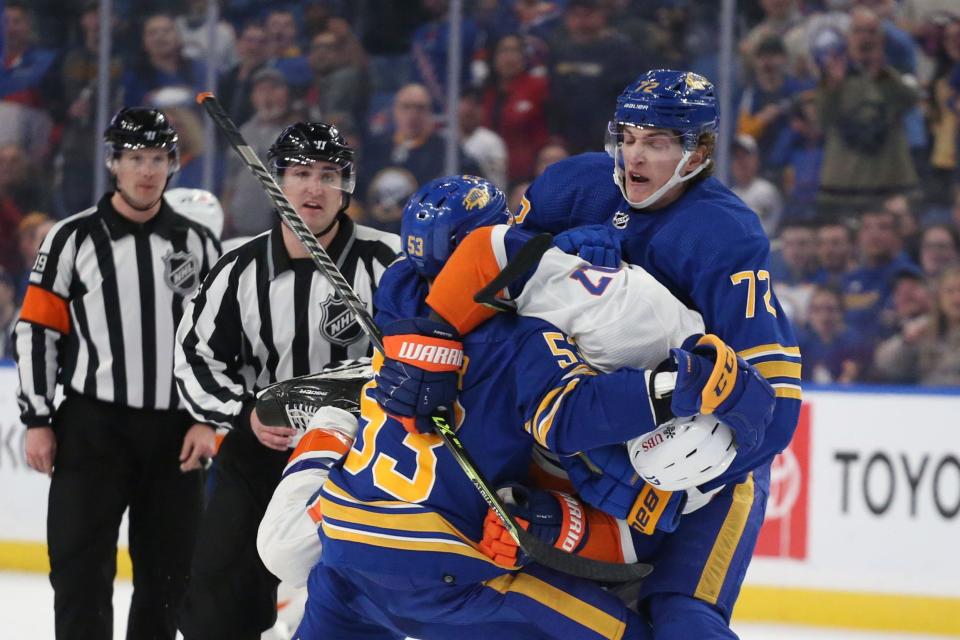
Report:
612,210,630,229
685,73,710,91
462,185,491,211
162,250,200,296
319,292,364,346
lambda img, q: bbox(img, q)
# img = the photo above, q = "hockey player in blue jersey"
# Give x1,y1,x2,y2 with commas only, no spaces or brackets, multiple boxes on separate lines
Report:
393,71,801,639
286,175,775,640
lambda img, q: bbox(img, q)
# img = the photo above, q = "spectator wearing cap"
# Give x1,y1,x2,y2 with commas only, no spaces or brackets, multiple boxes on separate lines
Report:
736,35,813,165
812,219,857,287
730,133,783,235
872,270,934,382
223,68,294,237
482,33,549,183
796,285,872,383
122,12,206,107
546,0,636,154
919,223,960,279
843,206,922,340
219,22,270,127
815,6,919,214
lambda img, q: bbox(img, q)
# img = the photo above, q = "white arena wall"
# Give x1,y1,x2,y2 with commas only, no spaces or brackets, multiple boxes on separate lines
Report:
1,362,958,635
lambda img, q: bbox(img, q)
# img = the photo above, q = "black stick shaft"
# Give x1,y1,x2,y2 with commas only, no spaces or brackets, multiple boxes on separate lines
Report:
197,92,649,582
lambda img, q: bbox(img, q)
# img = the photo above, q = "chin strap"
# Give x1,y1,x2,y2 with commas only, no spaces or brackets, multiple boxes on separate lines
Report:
313,210,343,240
613,147,711,210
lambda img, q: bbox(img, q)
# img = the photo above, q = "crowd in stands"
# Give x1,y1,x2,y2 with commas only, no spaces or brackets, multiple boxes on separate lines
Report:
1,0,959,386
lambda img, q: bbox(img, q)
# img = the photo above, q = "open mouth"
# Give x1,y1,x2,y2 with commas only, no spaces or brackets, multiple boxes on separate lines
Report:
629,173,649,185
302,200,324,212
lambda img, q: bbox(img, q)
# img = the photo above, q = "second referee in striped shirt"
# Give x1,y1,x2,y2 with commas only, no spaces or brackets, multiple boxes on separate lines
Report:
14,108,222,639
174,122,400,640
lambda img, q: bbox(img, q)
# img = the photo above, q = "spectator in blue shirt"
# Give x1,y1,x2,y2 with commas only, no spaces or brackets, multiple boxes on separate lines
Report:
843,206,921,339
797,285,873,383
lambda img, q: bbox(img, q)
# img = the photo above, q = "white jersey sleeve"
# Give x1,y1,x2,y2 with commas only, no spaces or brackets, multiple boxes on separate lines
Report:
508,239,705,372
257,407,358,587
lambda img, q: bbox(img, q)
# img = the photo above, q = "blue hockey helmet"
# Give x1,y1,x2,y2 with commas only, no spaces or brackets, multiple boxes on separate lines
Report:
610,69,719,151
607,70,719,209
401,175,510,278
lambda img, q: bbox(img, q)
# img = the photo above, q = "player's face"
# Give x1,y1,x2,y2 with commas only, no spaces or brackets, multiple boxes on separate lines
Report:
112,148,171,208
281,160,345,235
620,126,686,208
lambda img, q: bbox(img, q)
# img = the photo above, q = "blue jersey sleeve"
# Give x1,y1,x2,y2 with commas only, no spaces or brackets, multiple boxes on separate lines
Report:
515,153,622,232
510,323,657,456
373,257,430,326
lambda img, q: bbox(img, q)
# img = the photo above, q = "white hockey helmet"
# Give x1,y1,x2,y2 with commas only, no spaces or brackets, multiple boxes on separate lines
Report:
627,414,737,491
165,188,224,239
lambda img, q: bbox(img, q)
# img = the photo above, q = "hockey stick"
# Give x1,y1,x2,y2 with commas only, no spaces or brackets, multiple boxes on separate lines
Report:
472,231,554,308
197,92,650,582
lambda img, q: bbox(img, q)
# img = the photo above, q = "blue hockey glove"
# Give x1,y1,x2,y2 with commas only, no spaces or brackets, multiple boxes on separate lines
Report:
561,445,640,519
372,318,463,434
553,224,621,268
562,446,684,535
669,334,775,452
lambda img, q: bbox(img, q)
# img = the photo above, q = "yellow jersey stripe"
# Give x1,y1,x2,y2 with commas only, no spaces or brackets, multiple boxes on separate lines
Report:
695,473,755,605
322,521,495,562
772,383,802,400
754,361,802,380
531,378,582,448
320,496,477,547
323,481,422,510
485,572,626,640
737,344,801,360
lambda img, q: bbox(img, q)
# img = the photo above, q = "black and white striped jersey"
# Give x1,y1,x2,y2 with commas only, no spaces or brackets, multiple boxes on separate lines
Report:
14,194,222,426
175,215,399,429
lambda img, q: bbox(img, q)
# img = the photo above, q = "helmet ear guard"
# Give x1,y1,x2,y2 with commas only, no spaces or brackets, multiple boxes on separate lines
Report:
626,413,737,491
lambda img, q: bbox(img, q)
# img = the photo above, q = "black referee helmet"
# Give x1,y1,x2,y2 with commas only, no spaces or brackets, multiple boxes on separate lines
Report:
268,122,355,188
104,107,180,174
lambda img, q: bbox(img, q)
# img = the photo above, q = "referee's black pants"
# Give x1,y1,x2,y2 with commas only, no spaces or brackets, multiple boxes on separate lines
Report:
178,423,289,640
48,394,203,640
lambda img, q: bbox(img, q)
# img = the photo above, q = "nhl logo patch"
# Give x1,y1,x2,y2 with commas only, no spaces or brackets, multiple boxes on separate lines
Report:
162,250,200,296
612,211,630,229
319,292,364,346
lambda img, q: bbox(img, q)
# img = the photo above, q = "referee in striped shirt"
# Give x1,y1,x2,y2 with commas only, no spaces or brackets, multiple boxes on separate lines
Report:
174,122,399,640
13,108,222,639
